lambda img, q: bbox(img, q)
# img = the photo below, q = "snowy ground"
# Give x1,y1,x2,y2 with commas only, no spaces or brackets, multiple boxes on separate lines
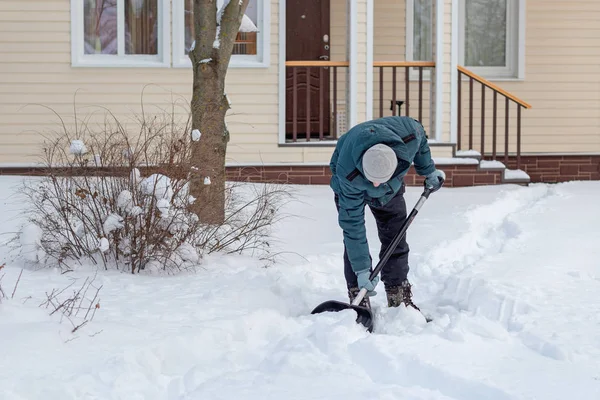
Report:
1,176,599,399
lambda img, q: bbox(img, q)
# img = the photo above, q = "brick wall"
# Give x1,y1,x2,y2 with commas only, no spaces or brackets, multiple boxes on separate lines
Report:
1,155,598,186
226,164,504,187
501,155,600,183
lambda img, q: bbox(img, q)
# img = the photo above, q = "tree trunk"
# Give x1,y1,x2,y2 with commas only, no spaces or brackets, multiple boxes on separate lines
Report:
188,0,249,225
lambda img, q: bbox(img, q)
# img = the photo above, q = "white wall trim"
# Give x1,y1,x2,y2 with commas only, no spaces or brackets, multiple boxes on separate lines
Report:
518,0,526,80
71,0,171,68
434,0,444,141
278,0,286,144
450,0,459,144
366,0,374,121
457,0,523,80
348,0,358,127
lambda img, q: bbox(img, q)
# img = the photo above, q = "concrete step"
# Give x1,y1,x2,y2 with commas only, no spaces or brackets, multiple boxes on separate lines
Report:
502,168,531,185
455,149,482,161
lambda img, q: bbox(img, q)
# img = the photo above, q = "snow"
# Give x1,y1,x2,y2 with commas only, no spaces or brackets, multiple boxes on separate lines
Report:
239,14,258,32
433,157,479,165
199,58,212,64
213,26,221,49
103,213,124,233
504,168,531,181
140,173,173,201
1,175,600,399
456,149,482,157
156,198,171,215
116,190,134,213
69,140,87,155
480,160,506,169
191,129,201,142
98,237,109,252
19,223,44,263
204,176,211,185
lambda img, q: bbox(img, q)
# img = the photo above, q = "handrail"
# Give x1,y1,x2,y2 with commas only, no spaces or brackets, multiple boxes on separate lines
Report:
285,61,436,68
285,61,349,67
373,61,436,68
458,65,531,109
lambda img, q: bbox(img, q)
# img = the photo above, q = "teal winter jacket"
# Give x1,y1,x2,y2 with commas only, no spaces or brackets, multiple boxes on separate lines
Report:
329,116,437,275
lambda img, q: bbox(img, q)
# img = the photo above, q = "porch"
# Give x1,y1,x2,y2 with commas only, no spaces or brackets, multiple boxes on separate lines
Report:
278,0,532,185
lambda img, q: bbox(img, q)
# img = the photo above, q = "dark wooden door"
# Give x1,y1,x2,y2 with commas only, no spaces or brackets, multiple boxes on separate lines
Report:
286,0,331,140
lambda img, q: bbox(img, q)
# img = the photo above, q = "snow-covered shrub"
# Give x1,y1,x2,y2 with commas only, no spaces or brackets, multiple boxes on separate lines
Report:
15,105,291,273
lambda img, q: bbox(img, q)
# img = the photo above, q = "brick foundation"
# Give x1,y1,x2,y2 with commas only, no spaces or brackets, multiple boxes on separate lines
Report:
226,164,504,187
1,155,598,187
494,155,600,183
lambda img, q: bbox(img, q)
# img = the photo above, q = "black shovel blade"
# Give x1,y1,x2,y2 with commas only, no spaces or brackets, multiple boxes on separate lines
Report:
311,300,374,333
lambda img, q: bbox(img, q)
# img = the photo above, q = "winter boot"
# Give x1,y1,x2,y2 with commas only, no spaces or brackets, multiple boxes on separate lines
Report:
348,287,371,309
385,279,422,312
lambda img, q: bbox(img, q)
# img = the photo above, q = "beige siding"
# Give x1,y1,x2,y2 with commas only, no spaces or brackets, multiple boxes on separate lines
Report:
0,0,456,168
0,0,284,165
453,0,600,154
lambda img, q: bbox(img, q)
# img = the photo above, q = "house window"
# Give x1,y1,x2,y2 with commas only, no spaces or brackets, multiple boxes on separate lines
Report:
173,0,269,68
459,0,523,79
408,0,434,62
71,0,170,67
406,0,434,81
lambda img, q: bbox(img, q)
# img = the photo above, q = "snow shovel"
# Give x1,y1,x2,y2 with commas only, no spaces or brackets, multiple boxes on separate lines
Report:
311,185,436,333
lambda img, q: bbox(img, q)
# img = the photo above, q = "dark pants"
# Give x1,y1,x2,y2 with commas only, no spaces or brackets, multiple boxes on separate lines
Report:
335,189,410,290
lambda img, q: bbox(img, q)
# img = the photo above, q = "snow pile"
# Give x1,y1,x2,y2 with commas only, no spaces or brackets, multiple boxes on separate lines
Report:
240,14,258,32
191,129,201,142
479,160,506,169
504,168,531,181
69,140,87,155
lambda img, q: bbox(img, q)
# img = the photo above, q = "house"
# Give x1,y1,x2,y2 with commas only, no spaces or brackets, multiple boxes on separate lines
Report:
0,0,599,186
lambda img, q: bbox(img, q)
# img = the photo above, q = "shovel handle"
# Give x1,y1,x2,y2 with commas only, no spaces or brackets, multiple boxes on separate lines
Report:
351,186,434,306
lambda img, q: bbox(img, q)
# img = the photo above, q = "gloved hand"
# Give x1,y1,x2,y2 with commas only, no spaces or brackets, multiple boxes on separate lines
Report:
425,169,446,192
357,270,379,296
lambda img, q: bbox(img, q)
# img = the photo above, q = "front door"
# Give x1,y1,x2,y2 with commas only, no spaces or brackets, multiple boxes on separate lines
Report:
285,0,331,140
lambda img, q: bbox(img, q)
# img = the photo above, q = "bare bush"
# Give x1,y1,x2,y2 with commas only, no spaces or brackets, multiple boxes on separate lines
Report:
14,103,292,273
39,273,102,333
0,265,23,303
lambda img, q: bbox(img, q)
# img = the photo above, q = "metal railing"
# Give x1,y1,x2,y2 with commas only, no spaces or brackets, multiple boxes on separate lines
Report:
374,61,436,126
285,61,349,142
457,65,532,169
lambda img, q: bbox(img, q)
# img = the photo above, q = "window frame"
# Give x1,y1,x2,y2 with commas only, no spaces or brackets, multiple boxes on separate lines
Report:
70,0,171,68
172,0,270,69
458,0,525,80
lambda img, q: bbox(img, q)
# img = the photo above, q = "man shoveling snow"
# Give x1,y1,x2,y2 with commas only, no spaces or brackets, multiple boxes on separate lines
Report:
329,116,445,311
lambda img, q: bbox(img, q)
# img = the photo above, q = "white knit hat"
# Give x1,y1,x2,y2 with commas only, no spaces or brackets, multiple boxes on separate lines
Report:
362,143,398,183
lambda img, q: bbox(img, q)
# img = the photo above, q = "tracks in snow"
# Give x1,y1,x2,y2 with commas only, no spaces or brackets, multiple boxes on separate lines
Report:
412,185,563,358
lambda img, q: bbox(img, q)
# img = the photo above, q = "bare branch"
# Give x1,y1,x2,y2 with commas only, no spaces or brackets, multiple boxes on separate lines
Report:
11,269,23,299
216,0,250,71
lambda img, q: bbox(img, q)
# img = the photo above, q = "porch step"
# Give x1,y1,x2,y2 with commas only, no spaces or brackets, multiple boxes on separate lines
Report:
455,149,482,161
479,160,506,171
502,168,531,185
